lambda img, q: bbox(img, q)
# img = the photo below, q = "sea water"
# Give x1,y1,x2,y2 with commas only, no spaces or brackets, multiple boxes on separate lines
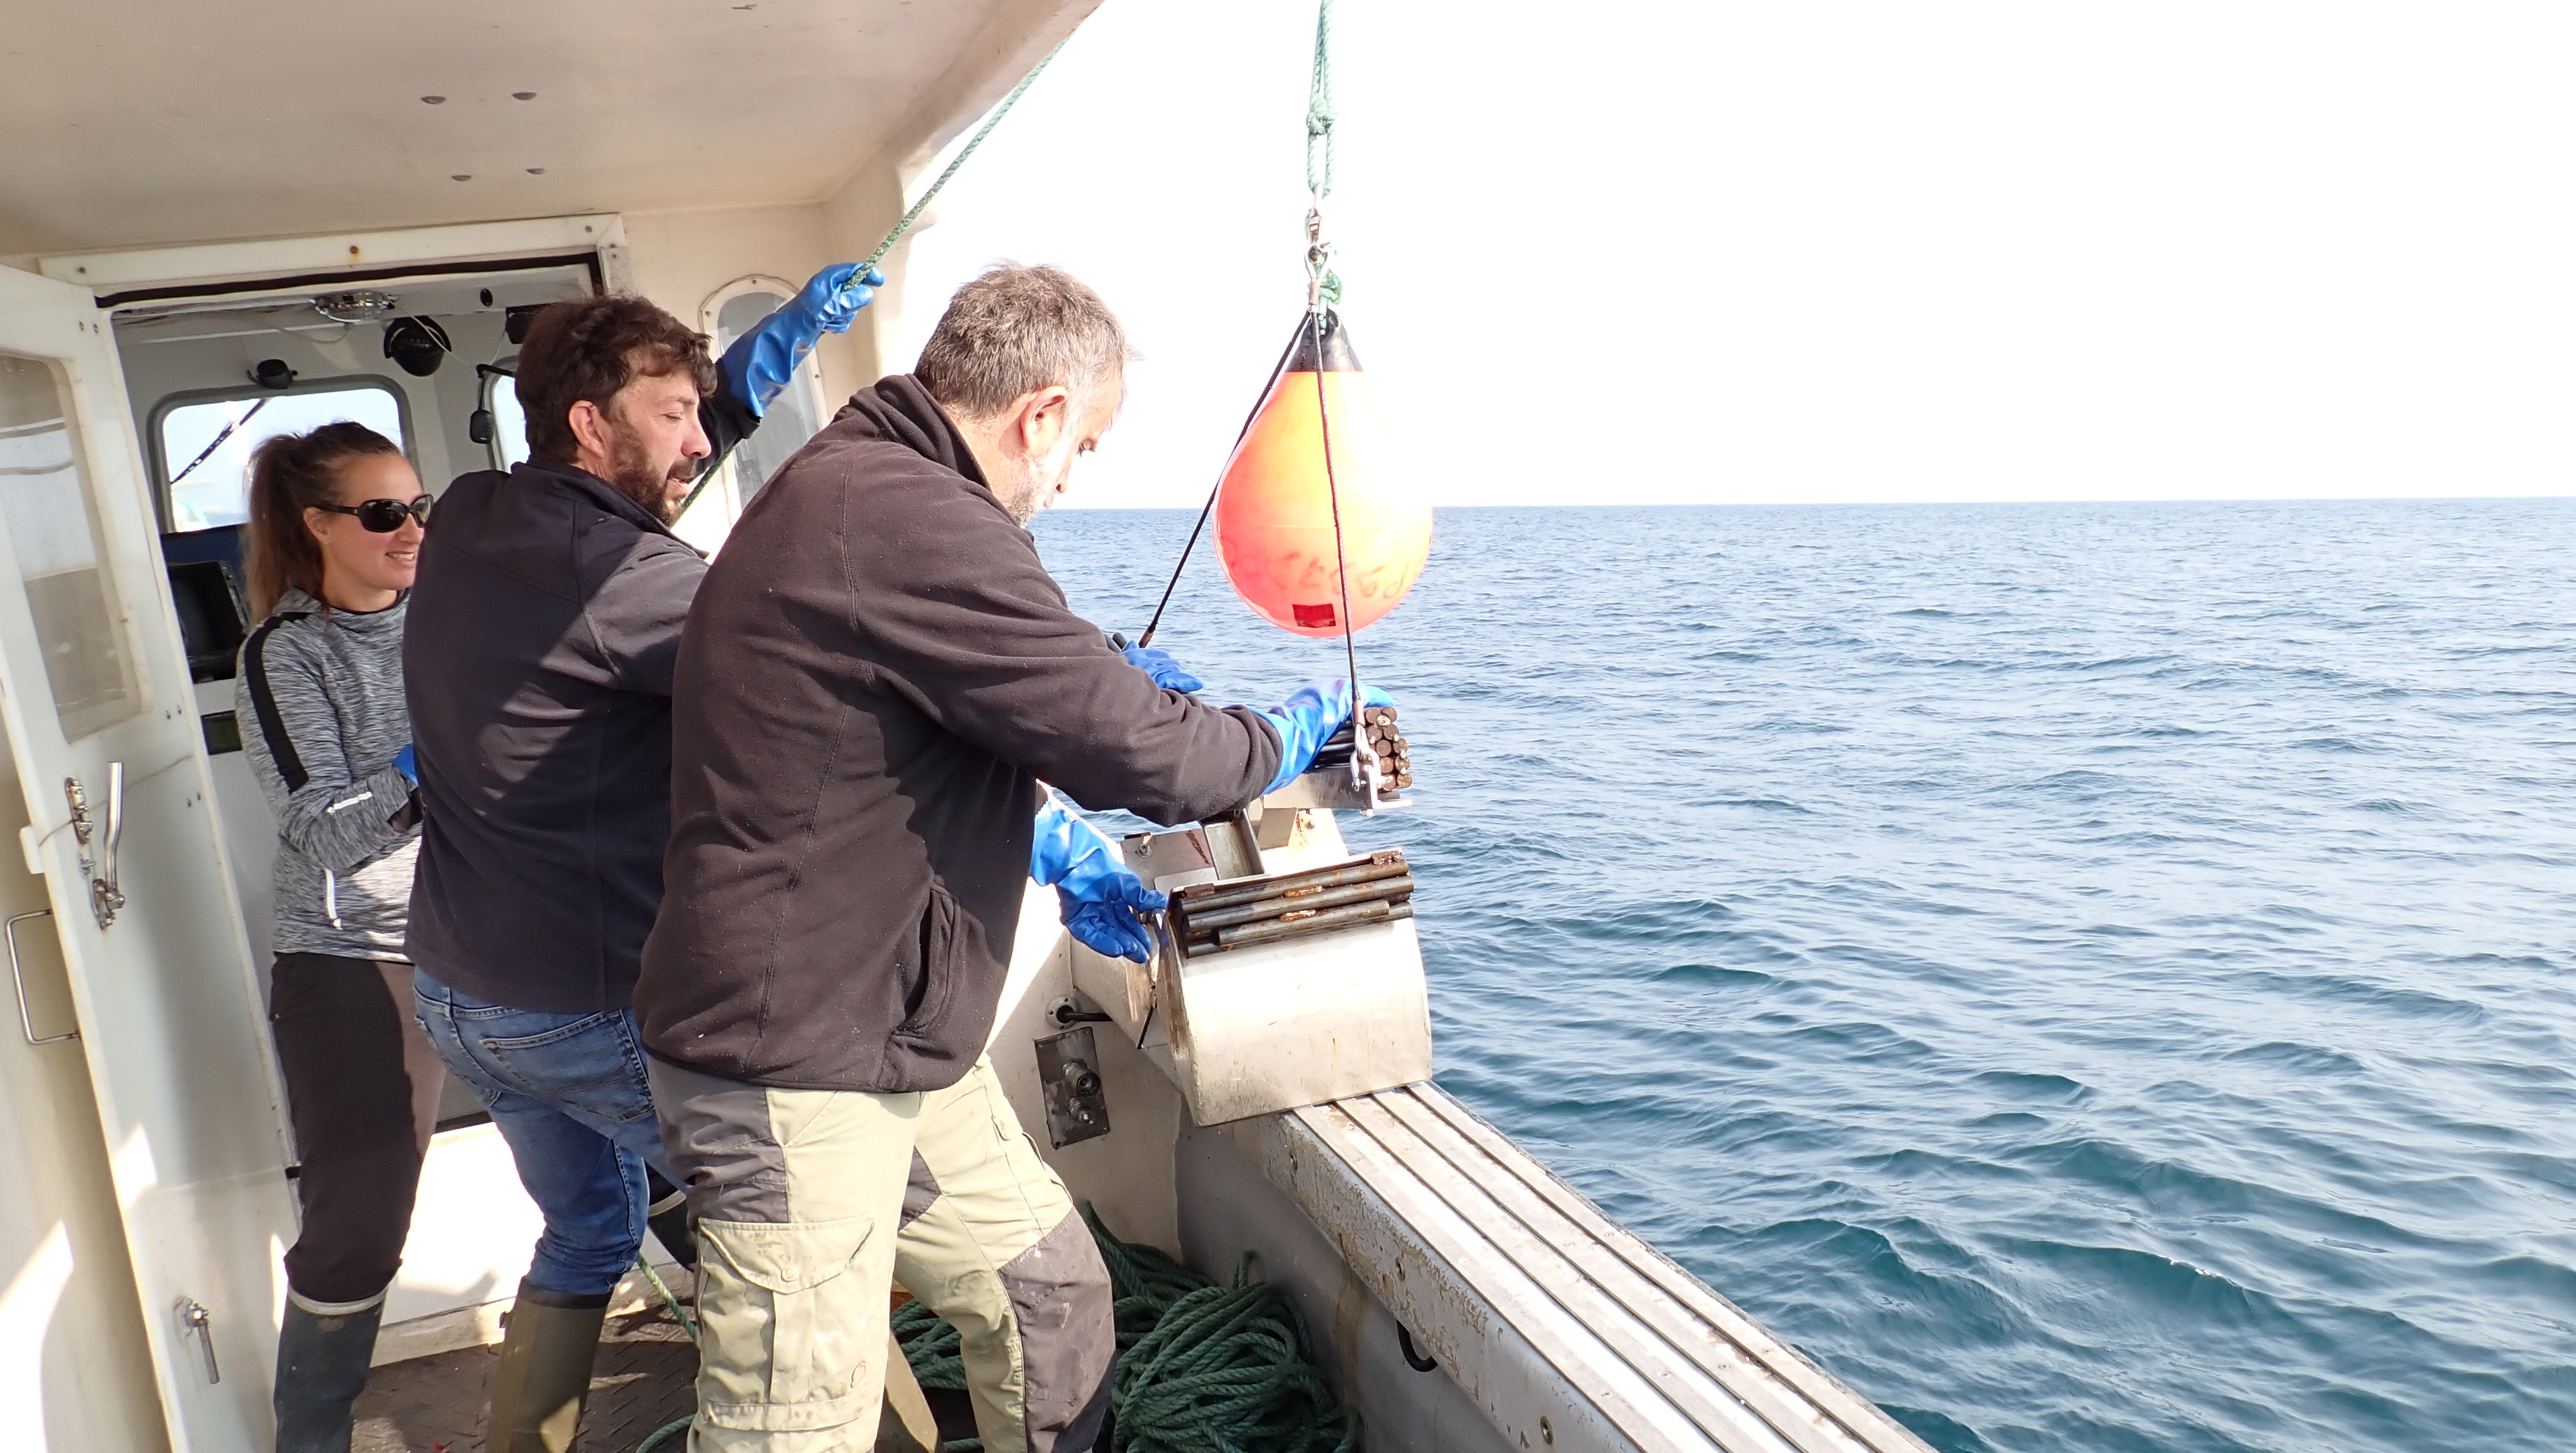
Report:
1032,498,2576,1453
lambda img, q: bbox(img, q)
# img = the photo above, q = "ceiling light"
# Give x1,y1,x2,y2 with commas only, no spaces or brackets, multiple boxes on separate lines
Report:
313,290,399,324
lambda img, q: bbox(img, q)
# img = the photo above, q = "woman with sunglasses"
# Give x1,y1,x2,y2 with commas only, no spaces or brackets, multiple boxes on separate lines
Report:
232,421,442,1450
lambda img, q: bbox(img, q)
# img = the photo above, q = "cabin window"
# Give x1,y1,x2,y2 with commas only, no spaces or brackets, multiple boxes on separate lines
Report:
709,287,826,500
0,352,144,741
481,361,529,471
152,381,408,533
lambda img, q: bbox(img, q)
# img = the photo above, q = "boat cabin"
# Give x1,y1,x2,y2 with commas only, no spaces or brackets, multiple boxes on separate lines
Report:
0,4,1932,1451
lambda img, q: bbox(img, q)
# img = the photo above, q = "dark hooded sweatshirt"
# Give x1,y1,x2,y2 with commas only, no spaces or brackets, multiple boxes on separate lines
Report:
635,375,1282,1092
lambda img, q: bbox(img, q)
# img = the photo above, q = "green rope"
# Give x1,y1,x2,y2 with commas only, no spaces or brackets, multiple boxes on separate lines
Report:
634,1255,700,1453
869,34,1071,272
1305,0,1336,200
898,1205,1358,1453
638,1258,699,1344
675,33,1068,524
636,1408,692,1453
893,1296,970,1392
1303,0,1345,310
636,1204,1356,1452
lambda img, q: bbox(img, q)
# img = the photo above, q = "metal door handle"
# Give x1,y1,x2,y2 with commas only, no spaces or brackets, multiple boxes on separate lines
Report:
97,761,124,922
6,909,71,1045
65,767,126,929
176,1296,220,1383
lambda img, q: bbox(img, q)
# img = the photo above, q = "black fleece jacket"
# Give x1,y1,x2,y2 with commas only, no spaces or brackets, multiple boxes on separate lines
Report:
403,457,705,1011
404,383,757,1011
636,375,1282,1092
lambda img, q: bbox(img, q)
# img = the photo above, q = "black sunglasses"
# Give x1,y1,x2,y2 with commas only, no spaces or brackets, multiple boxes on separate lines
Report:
314,494,433,533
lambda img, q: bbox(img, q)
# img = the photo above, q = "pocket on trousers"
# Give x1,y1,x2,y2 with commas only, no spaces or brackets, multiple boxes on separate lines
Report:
474,1011,656,1124
267,957,330,1025
695,1215,883,1432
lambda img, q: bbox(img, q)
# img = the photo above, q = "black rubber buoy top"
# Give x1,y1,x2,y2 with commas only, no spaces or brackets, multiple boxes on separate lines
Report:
1286,308,1363,373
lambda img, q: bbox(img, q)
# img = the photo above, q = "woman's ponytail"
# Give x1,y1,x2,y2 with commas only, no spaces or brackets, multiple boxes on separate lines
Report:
242,422,402,620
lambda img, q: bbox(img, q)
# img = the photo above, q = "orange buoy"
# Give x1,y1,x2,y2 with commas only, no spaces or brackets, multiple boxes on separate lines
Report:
1213,312,1432,638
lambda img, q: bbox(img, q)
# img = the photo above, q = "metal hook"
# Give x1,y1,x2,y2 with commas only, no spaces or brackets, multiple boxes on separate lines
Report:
1305,205,1335,313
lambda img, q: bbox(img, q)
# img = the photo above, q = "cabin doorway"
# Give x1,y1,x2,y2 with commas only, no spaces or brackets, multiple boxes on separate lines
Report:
97,252,705,1371
0,259,298,1453
112,261,593,991
0,223,697,1451
108,268,606,1365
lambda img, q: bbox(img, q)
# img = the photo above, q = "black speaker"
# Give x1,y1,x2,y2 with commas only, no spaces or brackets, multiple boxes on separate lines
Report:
505,304,548,345
383,316,454,377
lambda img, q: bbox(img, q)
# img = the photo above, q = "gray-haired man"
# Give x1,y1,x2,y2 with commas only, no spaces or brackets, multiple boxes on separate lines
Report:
633,266,1372,1450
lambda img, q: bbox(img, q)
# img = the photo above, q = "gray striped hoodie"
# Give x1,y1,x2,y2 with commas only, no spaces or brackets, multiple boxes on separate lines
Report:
234,587,419,961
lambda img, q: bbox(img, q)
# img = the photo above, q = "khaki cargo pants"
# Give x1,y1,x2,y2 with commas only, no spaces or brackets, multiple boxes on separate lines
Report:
650,1056,1115,1453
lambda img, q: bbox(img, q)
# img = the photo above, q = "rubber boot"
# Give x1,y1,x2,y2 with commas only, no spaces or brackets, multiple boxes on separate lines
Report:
484,1280,609,1453
274,1295,385,1453
645,1166,699,1271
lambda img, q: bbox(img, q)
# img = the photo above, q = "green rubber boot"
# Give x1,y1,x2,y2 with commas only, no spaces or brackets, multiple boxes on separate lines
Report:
484,1280,608,1453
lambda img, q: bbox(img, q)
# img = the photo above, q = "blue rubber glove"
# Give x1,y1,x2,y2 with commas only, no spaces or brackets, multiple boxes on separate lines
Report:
718,263,886,419
392,744,418,785
1121,642,1204,694
1031,793,1168,962
1254,679,1396,794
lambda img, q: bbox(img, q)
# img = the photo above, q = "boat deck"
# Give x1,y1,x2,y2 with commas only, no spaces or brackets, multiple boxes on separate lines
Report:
355,1307,697,1452
355,1303,981,1452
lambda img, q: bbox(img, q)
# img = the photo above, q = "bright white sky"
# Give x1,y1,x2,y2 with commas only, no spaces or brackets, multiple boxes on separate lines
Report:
888,1,2576,508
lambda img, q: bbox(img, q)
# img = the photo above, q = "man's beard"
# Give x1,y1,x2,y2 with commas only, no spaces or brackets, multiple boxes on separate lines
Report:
998,477,1047,528
998,437,1077,527
606,424,694,525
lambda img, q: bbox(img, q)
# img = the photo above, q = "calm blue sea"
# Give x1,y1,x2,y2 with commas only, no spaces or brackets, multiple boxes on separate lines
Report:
1032,499,2576,1453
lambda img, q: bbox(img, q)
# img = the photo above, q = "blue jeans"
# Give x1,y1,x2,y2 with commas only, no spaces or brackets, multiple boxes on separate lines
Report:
412,971,670,1297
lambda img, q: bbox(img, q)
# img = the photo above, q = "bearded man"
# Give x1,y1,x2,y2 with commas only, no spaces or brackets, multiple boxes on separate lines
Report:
635,264,1381,1452
401,276,879,1450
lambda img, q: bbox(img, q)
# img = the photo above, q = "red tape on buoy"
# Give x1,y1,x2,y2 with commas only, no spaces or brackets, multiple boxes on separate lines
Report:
1213,313,1433,638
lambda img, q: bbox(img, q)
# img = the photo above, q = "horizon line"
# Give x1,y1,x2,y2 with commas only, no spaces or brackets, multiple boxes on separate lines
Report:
1042,494,2576,513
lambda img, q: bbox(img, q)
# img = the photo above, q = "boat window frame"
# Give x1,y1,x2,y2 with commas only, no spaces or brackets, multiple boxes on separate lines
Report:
478,355,527,472
146,374,417,535
699,274,831,509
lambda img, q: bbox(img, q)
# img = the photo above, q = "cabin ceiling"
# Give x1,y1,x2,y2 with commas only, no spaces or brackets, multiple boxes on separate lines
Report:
0,0,1089,258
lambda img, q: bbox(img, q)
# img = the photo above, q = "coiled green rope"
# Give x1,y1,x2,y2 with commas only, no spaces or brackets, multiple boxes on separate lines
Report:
891,1204,1359,1453
892,1296,969,1391
640,1202,1356,1452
